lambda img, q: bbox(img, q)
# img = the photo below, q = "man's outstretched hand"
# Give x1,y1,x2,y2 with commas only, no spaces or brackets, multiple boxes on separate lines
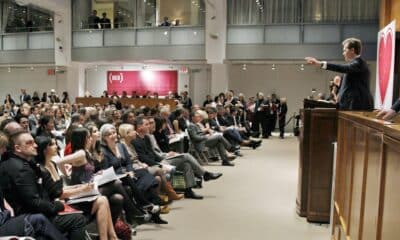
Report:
305,57,321,66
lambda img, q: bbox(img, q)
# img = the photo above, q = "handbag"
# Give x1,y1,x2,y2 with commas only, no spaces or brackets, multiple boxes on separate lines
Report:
171,171,186,191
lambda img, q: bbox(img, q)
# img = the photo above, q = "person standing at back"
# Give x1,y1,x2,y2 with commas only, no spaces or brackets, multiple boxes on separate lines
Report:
306,38,373,110
100,12,111,29
88,10,100,29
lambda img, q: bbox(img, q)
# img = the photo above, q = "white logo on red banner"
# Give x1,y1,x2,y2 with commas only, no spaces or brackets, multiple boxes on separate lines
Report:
108,72,124,84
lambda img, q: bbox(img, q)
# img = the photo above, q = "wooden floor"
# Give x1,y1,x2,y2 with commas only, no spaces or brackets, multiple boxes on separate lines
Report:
137,135,330,240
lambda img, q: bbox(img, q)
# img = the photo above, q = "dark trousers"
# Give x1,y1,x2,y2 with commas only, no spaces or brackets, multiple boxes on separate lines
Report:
0,213,67,240
252,111,268,137
267,115,277,136
51,213,87,240
223,129,243,146
279,117,286,137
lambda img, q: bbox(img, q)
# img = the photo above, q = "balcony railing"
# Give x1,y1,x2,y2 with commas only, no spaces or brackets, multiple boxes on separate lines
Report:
72,26,205,48
227,22,378,45
0,31,54,50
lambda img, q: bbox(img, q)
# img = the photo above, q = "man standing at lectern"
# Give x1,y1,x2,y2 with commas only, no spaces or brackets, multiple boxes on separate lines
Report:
305,38,373,111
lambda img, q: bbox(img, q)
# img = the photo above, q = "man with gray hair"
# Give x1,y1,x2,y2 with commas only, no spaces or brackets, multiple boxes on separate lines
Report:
187,110,235,166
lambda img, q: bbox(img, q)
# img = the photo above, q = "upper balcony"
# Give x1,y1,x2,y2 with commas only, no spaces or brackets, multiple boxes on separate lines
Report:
71,26,205,62
226,22,379,61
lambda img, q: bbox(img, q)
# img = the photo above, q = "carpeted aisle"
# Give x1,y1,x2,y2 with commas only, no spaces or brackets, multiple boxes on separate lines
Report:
137,136,330,240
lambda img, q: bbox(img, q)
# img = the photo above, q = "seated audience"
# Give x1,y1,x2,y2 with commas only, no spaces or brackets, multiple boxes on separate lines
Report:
0,130,87,239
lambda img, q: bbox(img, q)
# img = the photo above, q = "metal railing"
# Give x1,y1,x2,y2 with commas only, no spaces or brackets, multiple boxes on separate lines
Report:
0,31,54,50
72,25,205,48
227,22,379,45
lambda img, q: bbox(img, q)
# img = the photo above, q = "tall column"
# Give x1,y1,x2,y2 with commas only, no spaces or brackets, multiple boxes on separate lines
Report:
205,0,226,64
19,0,71,66
210,64,229,96
66,63,86,101
205,0,229,98
54,6,71,66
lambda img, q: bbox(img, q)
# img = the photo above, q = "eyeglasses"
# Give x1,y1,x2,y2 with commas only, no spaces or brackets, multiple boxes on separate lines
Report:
23,140,35,146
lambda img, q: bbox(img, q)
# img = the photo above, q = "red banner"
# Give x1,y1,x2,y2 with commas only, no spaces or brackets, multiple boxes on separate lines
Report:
107,70,178,96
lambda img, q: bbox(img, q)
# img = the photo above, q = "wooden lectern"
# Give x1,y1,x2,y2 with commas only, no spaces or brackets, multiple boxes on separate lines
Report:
297,99,337,223
332,112,400,240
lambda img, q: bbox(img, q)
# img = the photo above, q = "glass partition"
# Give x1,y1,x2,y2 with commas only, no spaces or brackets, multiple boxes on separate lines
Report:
228,0,379,25
72,0,205,30
1,0,53,33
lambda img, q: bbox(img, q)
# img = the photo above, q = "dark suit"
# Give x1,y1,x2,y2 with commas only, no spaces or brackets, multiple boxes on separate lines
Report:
278,103,288,137
0,154,86,239
133,135,201,188
20,94,31,104
391,98,400,112
187,123,231,163
326,57,373,110
0,187,66,239
99,18,111,29
211,117,243,145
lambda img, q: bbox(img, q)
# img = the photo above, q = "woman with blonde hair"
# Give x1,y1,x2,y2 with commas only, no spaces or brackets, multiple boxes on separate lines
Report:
119,123,183,202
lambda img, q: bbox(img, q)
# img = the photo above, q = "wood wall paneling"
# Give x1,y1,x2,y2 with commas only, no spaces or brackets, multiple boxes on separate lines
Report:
332,112,400,240
379,136,400,240
361,130,382,240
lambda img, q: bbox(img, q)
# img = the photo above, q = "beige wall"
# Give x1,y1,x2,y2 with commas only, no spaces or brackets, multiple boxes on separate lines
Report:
0,67,66,103
228,62,377,116
158,0,197,25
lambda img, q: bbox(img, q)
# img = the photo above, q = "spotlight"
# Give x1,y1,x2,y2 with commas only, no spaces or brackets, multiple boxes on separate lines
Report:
242,64,247,71
164,31,168,35
300,64,305,71
271,64,276,71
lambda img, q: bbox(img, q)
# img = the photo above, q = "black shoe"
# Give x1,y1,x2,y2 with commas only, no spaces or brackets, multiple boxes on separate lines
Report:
194,177,203,188
222,161,235,166
209,156,219,161
251,131,260,138
234,150,243,157
203,172,223,181
184,189,204,199
280,136,284,139
250,141,261,149
151,214,168,224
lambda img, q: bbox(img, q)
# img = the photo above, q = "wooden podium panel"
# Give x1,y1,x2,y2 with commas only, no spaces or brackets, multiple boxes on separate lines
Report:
297,109,310,217
332,112,400,240
380,125,400,240
296,108,337,223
